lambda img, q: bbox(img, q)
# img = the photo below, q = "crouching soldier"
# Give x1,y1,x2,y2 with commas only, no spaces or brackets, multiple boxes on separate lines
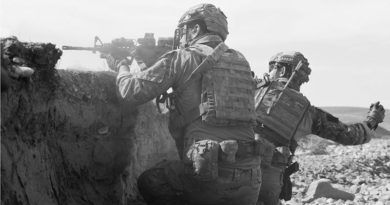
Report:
107,4,262,205
254,51,385,205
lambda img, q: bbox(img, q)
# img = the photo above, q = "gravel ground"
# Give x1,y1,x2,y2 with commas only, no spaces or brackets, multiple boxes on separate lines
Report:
283,138,390,205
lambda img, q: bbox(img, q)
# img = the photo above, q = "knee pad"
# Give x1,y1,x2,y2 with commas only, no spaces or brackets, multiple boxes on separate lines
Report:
137,168,178,204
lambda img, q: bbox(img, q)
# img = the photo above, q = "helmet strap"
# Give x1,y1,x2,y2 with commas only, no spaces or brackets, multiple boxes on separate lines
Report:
188,33,207,45
179,24,205,48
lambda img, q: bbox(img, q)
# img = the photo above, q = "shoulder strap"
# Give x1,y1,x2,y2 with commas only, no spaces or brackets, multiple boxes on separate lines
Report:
175,42,229,95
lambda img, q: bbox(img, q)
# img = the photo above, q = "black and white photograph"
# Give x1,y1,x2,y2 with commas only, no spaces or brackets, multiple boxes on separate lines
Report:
1,0,389,204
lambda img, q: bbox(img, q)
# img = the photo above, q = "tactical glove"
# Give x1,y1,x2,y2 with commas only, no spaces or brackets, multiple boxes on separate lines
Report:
102,54,130,72
255,73,270,89
366,101,385,130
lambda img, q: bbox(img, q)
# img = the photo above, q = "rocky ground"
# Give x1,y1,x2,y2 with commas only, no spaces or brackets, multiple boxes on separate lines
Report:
283,137,390,205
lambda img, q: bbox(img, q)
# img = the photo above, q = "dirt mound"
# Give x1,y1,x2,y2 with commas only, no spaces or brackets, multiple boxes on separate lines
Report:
1,37,178,204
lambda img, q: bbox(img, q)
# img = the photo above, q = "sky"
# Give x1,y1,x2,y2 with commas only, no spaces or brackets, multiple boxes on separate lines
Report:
1,0,390,109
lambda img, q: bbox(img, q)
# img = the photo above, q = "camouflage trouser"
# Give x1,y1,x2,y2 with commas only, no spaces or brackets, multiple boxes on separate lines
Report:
257,142,287,205
138,140,261,205
138,160,262,205
258,164,284,205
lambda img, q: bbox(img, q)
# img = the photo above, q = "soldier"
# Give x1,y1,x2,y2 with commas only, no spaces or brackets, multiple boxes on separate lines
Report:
106,4,262,205
254,51,385,205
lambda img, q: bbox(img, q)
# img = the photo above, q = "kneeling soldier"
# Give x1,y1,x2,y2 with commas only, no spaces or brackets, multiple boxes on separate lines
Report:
108,4,262,205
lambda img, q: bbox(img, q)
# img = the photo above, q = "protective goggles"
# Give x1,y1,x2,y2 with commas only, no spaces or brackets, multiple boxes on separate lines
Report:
269,62,291,72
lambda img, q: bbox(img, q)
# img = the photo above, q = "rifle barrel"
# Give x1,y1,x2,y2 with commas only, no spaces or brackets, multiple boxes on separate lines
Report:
62,46,95,51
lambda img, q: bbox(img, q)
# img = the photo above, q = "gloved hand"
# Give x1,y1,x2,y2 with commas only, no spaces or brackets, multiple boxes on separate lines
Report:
255,73,270,89
366,101,385,130
101,53,130,72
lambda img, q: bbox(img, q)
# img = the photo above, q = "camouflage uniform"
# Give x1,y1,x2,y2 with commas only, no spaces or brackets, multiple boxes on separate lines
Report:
116,4,261,205
257,103,376,205
255,51,384,205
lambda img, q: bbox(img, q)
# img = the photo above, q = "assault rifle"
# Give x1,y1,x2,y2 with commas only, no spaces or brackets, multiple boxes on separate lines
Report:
62,33,173,69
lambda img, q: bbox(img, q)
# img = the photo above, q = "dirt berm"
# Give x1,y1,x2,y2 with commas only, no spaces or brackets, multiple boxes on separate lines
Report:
1,37,178,205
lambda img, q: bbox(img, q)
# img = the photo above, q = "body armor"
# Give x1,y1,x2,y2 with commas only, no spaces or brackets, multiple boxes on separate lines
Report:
199,49,256,126
255,80,310,146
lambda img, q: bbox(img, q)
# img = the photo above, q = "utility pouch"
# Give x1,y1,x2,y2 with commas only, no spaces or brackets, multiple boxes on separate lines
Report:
272,150,289,168
186,140,220,181
219,140,238,163
279,162,299,201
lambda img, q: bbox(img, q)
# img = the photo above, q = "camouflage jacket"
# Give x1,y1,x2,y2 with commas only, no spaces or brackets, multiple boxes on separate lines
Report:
254,79,374,147
116,35,258,166
293,106,374,145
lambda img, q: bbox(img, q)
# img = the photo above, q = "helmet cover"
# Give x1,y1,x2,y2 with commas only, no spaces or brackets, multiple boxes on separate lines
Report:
178,4,229,41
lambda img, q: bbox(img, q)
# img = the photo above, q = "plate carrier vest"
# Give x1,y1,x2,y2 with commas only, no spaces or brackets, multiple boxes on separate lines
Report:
255,80,310,146
199,49,256,126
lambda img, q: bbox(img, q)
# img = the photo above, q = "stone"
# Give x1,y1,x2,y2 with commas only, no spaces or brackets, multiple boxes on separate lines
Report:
350,185,361,194
375,201,384,205
12,65,34,78
12,56,26,64
380,191,390,201
326,198,335,203
302,179,355,203
352,177,366,185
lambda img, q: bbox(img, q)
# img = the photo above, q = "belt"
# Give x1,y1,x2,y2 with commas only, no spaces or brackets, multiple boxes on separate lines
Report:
218,166,261,182
186,138,263,163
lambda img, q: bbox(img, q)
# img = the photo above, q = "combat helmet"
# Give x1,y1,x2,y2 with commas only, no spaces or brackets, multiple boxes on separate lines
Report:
178,4,229,41
269,51,311,86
